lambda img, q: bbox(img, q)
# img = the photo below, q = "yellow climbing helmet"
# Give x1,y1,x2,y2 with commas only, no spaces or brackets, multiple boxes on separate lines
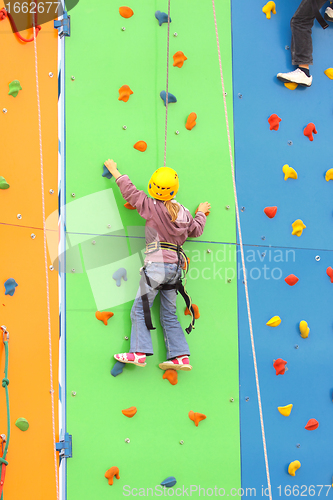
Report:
148,167,179,201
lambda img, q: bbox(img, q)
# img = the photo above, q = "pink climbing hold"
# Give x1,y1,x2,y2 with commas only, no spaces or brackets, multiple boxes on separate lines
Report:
268,114,282,131
273,358,287,375
304,123,317,141
284,274,299,286
264,206,277,218
326,267,333,283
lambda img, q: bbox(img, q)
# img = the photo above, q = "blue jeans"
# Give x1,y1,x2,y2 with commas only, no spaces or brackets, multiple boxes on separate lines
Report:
129,262,190,359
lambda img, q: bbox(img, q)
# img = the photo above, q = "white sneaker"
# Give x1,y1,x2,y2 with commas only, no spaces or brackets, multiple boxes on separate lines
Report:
324,6,333,21
277,68,312,87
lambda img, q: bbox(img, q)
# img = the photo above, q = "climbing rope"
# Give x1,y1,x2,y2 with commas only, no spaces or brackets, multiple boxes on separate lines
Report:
32,21,59,500
0,326,10,500
163,0,171,168
211,2,273,499
0,4,41,42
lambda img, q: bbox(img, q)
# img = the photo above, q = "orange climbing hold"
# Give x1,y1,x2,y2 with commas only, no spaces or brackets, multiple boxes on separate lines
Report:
119,6,134,18
122,406,137,418
304,123,317,141
285,274,299,286
264,206,277,218
189,411,206,427
326,267,333,283
133,141,147,152
95,311,114,325
195,207,210,217
173,51,187,68
305,418,319,430
268,114,281,131
124,202,136,210
163,369,178,385
118,85,133,102
273,358,287,375
185,304,200,319
186,112,197,130
105,466,120,486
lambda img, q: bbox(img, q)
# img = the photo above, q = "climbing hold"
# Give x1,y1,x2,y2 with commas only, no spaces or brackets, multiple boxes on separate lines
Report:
195,207,210,217
155,11,171,26
185,112,197,130
122,406,137,418
262,1,276,19
325,168,333,181
268,113,281,131
160,91,177,106
304,123,317,141
285,274,299,286
327,267,333,283
266,316,281,327
305,418,319,430
102,165,113,179
278,404,293,417
15,417,29,431
299,320,310,339
161,477,177,488
95,311,114,325
4,278,18,296
324,68,333,79
0,176,9,189
118,85,133,102
292,219,306,237
8,80,22,97
119,6,133,18
188,411,206,427
273,358,287,375
112,268,127,287
124,202,136,210
163,369,178,385
111,361,126,377
184,304,200,319
133,141,147,152
264,206,277,218
284,82,298,90
288,461,301,476
282,164,298,180
173,51,187,68
105,466,120,486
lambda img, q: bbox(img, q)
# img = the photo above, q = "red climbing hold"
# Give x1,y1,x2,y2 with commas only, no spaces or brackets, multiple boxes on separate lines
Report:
285,274,299,286
264,206,277,218
305,418,319,430
326,267,333,283
273,358,287,375
124,202,136,210
304,123,317,141
268,114,282,131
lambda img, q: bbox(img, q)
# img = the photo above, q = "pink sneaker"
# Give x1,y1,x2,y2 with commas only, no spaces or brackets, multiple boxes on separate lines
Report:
159,355,192,371
114,352,146,367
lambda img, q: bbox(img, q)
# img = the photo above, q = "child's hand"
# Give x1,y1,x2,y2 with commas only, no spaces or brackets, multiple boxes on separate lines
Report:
197,202,211,215
104,159,117,175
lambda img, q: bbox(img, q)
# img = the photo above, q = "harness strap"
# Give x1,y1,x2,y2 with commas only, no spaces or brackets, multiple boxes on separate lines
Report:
312,0,328,29
139,272,156,331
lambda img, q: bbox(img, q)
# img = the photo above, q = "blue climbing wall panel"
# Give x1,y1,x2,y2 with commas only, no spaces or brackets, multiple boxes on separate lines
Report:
233,0,333,495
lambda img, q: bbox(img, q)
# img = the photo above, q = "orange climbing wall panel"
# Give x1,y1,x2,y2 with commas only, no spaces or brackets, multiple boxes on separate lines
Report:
0,8,59,500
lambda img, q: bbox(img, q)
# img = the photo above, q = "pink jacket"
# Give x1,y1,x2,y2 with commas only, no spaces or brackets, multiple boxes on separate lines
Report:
116,175,206,264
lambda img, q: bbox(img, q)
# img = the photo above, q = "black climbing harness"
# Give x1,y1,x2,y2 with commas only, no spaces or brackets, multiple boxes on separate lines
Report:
312,0,329,29
140,242,195,334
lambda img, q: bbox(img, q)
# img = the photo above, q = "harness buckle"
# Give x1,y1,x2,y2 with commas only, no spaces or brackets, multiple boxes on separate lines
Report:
145,241,160,254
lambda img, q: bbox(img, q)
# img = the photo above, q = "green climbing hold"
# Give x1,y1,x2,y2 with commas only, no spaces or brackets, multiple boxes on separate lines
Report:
0,176,9,189
8,80,22,97
15,417,29,431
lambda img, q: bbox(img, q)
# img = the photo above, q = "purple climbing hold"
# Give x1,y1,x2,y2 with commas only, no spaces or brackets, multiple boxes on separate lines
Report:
4,278,18,296
160,91,177,107
155,11,171,26
161,477,177,488
111,361,126,377
112,268,127,287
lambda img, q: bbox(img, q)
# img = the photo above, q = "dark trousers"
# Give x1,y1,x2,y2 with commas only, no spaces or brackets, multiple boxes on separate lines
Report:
291,0,328,65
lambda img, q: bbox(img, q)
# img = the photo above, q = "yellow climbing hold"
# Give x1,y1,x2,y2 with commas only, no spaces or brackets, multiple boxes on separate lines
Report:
324,68,333,80
299,320,310,339
266,316,281,327
292,219,306,237
288,460,301,476
262,1,276,19
284,82,298,90
325,168,333,181
278,404,293,417
283,164,298,180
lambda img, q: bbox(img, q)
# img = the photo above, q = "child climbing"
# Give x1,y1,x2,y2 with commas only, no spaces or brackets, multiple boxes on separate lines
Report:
104,159,210,371
277,0,333,87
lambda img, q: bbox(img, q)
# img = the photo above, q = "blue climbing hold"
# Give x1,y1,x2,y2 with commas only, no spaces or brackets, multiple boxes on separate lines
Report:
160,91,177,107
155,11,171,26
161,477,177,488
4,278,18,296
112,268,127,287
111,361,126,377
102,165,113,179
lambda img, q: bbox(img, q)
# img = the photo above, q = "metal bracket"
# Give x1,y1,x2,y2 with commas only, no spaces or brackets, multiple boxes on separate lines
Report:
56,432,72,463
54,11,70,38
